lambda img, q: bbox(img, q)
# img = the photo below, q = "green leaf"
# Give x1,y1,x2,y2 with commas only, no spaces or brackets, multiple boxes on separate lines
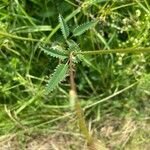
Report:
11,25,52,33
73,54,84,63
40,46,68,60
66,40,83,63
73,20,98,36
46,63,68,94
59,14,69,39
67,40,80,52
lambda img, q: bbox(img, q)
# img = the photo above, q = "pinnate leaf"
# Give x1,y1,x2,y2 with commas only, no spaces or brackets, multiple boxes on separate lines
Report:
59,14,69,39
67,40,80,52
73,20,98,36
40,46,68,60
46,63,68,94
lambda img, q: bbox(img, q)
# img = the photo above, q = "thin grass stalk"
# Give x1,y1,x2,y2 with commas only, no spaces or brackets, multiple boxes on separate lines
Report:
75,47,150,55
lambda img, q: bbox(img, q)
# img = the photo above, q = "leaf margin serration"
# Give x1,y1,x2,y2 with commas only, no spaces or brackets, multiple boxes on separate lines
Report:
59,14,70,39
40,46,68,60
73,20,98,36
67,39,81,52
45,63,69,94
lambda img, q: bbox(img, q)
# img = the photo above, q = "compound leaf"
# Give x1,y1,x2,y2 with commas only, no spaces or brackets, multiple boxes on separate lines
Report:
40,46,68,60
59,14,69,39
67,40,80,52
46,63,68,94
73,20,98,36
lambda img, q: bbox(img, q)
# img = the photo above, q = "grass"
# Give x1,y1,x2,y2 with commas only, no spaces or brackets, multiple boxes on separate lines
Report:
0,0,150,149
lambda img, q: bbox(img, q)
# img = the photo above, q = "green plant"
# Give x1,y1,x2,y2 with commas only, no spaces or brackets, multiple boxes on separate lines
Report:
41,14,99,149
40,13,150,149
0,1,150,149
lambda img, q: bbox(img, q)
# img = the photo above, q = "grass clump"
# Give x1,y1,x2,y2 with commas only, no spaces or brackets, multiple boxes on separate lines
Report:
0,0,150,149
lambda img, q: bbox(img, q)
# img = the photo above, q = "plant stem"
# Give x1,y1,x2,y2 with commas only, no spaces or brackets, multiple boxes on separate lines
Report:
75,47,150,55
69,52,92,144
0,31,39,42
69,52,76,92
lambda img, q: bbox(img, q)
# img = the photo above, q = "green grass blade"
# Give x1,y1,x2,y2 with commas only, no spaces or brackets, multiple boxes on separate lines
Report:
0,31,39,42
93,29,110,49
11,25,52,33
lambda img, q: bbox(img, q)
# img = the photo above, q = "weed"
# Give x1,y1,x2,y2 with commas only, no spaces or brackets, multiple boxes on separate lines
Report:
0,0,150,149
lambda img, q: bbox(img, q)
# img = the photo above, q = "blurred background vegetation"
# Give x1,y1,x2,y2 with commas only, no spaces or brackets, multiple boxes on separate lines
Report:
0,0,150,149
